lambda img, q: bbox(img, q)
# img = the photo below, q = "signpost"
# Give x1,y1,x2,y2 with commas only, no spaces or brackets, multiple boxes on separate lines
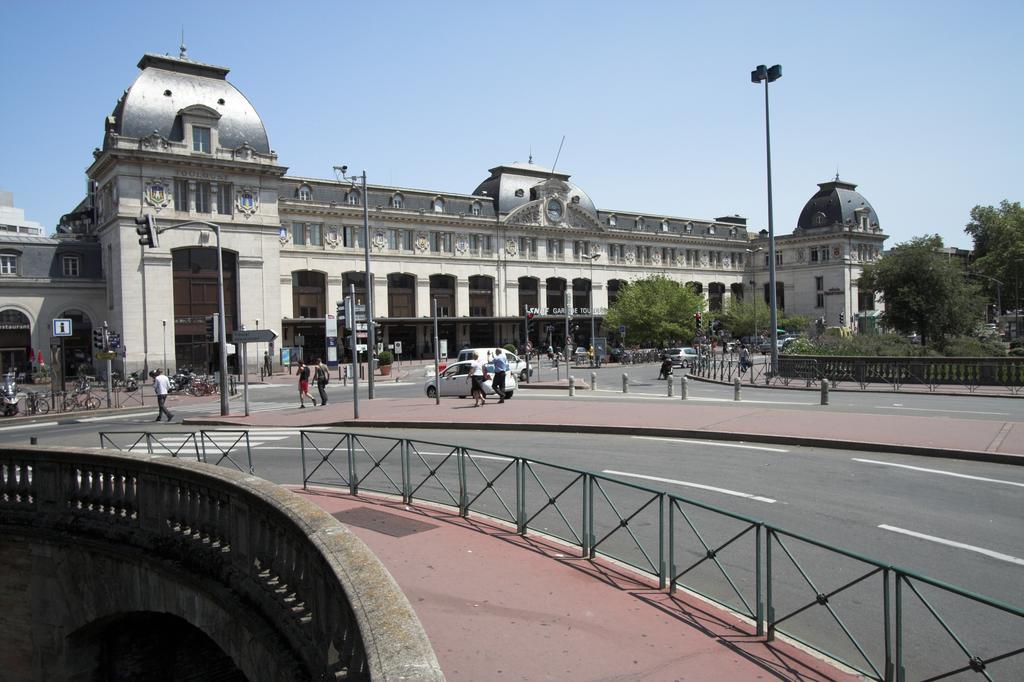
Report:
51,319,72,396
52,319,73,337
230,329,278,416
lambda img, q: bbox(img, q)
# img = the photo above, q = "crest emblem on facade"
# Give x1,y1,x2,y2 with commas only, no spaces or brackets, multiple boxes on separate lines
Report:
278,226,290,245
625,247,636,264
236,188,259,217
505,239,518,257
650,251,662,265
144,179,171,211
373,230,388,252
415,232,430,254
455,235,469,254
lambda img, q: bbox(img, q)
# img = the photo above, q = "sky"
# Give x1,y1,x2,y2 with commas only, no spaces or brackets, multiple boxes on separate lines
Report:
2,1,1021,249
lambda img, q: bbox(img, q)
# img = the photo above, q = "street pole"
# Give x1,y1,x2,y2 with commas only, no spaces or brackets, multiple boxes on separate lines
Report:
103,320,112,408
214,224,229,415
433,299,440,406
162,319,167,372
751,64,782,375
349,284,359,418
361,170,375,400
585,253,601,365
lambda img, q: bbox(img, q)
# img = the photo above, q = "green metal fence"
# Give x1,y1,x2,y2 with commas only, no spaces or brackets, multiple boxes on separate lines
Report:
299,430,1024,681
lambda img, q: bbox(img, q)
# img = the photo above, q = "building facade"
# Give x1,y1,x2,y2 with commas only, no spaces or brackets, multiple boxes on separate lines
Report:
1,52,887,377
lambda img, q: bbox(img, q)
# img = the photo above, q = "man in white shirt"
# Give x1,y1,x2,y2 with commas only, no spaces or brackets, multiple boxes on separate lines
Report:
153,369,174,422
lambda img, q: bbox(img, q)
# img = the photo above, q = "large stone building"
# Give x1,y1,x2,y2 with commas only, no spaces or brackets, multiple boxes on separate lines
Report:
1,50,886,377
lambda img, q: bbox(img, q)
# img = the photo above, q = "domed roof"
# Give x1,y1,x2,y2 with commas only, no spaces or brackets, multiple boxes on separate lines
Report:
797,177,879,231
472,162,598,220
105,53,270,154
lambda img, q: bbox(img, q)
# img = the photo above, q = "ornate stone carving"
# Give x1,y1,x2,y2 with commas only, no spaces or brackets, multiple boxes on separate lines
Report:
625,247,636,264
504,239,519,257
232,142,255,161
325,225,340,248
506,202,541,226
139,130,170,151
675,253,686,267
415,232,430,254
236,187,259,218
455,234,469,255
278,226,291,246
650,250,662,265
700,252,709,267
372,229,388,252
144,179,172,211
721,256,731,268
797,248,806,263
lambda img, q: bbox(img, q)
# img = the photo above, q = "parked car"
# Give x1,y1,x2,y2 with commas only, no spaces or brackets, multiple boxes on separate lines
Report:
664,347,699,368
456,347,533,381
424,360,517,400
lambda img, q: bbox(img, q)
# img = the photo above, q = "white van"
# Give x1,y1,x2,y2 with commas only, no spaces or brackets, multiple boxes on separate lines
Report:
456,347,532,381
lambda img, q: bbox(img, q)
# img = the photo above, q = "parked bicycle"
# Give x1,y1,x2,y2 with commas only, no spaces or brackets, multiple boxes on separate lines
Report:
25,391,51,415
62,389,101,412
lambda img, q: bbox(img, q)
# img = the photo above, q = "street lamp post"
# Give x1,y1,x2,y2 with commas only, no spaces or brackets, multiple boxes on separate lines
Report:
751,63,782,375
339,167,375,399
162,319,167,372
583,252,601,365
745,247,763,343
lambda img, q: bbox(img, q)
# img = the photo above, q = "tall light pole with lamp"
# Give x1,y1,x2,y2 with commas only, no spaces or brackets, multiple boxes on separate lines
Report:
582,252,601,364
751,64,782,375
745,247,763,343
161,319,167,372
336,166,375,399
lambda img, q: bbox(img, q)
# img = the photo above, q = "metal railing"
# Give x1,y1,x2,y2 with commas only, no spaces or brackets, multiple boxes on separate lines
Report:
100,430,253,473
300,430,1023,681
692,354,1024,394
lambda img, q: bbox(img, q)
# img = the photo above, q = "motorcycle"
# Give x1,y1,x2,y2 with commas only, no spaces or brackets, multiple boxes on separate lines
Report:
1,373,20,416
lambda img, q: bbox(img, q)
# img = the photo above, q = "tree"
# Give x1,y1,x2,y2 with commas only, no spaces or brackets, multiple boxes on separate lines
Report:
605,276,704,345
964,201,1024,314
719,297,809,337
858,235,984,347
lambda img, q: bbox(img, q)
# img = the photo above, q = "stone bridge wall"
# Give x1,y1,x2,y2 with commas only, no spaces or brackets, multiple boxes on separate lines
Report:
0,446,444,681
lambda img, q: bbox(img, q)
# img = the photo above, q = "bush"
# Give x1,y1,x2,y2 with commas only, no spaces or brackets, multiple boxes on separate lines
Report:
504,343,518,354
782,332,1007,358
377,350,393,365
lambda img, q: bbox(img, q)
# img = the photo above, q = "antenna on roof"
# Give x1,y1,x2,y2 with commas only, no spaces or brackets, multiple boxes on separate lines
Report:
179,28,187,59
528,146,533,165
835,167,840,182
550,135,566,176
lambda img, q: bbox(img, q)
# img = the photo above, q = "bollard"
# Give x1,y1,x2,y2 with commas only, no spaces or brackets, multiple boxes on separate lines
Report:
821,378,830,405
591,371,597,391
680,375,688,400
667,375,674,397
734,377,742,401
569,375,576,397
622,373,629,393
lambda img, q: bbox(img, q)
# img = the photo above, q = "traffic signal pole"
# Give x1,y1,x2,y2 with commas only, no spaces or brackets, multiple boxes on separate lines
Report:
103,321,112,408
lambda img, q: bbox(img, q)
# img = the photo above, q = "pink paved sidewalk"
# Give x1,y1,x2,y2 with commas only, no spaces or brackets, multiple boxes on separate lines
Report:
294,487,858,682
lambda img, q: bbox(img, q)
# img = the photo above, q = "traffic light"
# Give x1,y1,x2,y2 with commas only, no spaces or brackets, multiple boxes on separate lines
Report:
694,312,702,329
205,314,219,342
336,301,346,328
135,213,159,248
92,329,105,350
839,311,845,325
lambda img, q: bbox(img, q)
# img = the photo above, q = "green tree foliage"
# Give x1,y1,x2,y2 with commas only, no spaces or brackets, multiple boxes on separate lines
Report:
964,200,1024,311
719,297,809,337
858,235,985,347
605,275,704,345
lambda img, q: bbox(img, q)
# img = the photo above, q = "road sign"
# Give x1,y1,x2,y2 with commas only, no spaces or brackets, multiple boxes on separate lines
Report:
95,351,116,360
231,329,278,343
394,340,403,355
355,322,368,331
356,343,368,352
618,325,626,334
52,318,73,337
352,304,367,322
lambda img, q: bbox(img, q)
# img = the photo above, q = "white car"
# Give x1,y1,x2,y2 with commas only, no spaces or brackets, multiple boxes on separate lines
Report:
425,360,517,400
456,347,533,381
665,347,699,368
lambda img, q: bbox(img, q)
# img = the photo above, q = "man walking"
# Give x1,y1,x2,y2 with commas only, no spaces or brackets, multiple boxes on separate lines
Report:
314,357,329,406
491,348,508,404
153,369,173,422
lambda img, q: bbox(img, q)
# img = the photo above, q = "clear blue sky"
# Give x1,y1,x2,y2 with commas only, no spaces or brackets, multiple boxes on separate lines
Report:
2,1,1021,249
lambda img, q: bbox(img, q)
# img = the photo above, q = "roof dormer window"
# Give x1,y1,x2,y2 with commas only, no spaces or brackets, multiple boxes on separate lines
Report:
514,189,525,198
661,220,669,232
297,185,312,201
192,126,211,153
391,193,404,209
608,215,617,227
346,190,360,206
433,197,445,213
471,201,482,216
685,222,693,234
708,225,716,235
636,217,645,229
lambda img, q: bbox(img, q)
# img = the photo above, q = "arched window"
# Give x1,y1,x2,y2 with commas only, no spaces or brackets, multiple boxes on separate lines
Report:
429,274,456,317
297,185,312,201
433,197,445,213
468,275,493,316
471,201,482,216
391,193,403,209
387,273,416,317
346,190,360,206
291,271,326,318
518,276,539,313
172,248,239,371
607,215,616,227
635,217,645,229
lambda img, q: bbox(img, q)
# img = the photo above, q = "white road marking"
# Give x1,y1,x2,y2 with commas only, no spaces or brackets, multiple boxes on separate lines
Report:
880,406,1009,416
0,421,59,431
74,413,148,422
416,450,512,462
539,391,815,406
878,525,1024,566
633,435,789,452
853,458,1024,488
602,469,776,503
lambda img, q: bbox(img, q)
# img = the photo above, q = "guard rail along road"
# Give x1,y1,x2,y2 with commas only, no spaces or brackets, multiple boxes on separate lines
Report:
0,445,444,682
693,354,1024,394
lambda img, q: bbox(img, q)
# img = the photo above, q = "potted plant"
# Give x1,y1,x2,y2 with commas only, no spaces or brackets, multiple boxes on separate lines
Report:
377,350,394,376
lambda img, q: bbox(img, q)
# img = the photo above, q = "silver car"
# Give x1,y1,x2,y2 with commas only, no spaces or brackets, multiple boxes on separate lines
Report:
424,360,517,400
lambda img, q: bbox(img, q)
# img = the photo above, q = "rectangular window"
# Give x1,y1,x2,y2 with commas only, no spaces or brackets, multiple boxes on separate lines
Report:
815,276,824,291
308,223,323,247
469,234,480,254
217,183,233,215
775,251,783,266
62,256,80,277
192,126,211,153
0,254,16,275
292,222,306,246
174,179,188,211
195,182,211,213
810,249,819,262
402,229,414,251
822,248,830,262
547,239,563,259
816,293,825,308
343,226,357,247
387,229,399,250
483,235,493,255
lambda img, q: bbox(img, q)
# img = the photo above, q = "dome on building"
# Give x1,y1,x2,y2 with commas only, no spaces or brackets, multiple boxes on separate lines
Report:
472,162,598,221
104,53,270,154
796,177,879,231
